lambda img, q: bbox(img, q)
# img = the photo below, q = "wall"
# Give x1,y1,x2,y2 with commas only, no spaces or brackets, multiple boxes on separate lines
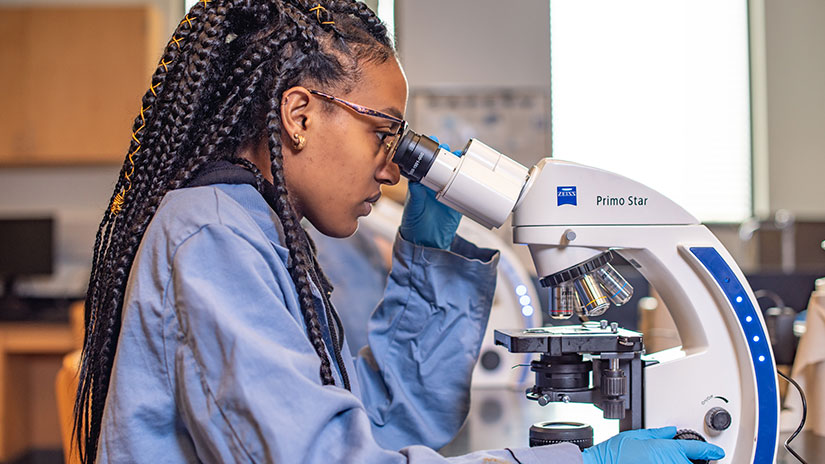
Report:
763,0,825,220
397,0,550,89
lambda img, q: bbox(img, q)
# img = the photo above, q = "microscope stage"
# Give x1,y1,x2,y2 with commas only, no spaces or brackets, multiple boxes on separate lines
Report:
494,324,644,355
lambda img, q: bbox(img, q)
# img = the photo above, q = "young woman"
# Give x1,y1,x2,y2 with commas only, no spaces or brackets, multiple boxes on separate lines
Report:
76,1,725,463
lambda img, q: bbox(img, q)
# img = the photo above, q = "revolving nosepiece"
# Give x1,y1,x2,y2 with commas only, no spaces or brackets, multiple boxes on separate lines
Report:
539,251,634,319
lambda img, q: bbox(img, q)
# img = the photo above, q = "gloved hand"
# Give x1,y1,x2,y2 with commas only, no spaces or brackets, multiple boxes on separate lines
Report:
581,427,725,464
399,136,462,250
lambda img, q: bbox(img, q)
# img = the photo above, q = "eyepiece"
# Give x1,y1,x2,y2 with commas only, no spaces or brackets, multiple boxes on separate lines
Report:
392,130,439,183
391,128,529,230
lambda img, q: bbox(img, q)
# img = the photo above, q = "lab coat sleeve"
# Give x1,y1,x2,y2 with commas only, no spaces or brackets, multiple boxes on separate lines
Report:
355,233,502,451
169,223,580,463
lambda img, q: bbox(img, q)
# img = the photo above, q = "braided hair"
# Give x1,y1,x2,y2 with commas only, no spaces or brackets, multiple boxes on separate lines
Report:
74,1,393,461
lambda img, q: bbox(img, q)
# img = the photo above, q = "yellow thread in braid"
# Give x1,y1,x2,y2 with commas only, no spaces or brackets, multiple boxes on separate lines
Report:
111,192,125,214
111,105,150,215
114,0,199,214
309,5,335,25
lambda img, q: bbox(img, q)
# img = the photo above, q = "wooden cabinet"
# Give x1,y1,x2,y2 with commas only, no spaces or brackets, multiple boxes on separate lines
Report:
0,6,161,165
0,322,75,461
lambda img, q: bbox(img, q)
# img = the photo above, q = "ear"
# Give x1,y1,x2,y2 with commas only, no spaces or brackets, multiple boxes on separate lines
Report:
280,86,314,151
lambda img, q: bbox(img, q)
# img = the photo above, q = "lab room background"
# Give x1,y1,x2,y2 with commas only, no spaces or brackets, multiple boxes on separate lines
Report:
0,0,823,463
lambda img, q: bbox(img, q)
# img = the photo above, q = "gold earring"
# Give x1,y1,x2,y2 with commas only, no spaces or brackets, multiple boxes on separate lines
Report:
292,133,306,150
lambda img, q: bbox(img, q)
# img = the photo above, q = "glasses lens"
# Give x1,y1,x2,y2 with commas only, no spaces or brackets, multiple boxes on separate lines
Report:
385,122,407,163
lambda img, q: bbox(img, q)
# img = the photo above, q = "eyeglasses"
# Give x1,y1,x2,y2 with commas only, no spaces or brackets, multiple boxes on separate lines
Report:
308,89,408,163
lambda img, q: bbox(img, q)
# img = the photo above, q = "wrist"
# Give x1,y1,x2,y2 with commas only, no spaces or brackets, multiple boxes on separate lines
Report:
398,227,453,250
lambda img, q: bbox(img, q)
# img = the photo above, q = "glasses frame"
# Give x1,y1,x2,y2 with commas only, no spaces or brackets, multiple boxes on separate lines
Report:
308,89,408,162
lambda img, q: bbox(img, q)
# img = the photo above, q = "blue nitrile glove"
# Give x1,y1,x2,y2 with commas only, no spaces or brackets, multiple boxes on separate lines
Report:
581,427,725,464
399,136,462,249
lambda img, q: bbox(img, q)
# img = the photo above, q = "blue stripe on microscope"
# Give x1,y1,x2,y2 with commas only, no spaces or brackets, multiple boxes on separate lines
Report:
611,282,628,299
690,247,778,464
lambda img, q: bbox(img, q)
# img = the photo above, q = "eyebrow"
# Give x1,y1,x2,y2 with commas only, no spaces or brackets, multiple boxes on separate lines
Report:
382,107,404,119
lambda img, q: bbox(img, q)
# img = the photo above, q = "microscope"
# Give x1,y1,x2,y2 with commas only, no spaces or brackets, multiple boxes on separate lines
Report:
392,132,780,463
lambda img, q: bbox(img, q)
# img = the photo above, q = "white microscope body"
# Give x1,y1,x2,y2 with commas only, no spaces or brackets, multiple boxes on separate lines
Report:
396,134,780,463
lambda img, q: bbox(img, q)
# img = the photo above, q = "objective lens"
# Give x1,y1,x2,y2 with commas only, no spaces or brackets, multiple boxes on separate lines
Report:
573,274,610,317
594,264,634,306
550,282,578,320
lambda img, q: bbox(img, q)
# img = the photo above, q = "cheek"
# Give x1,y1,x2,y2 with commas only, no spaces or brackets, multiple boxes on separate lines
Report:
302,128,381,233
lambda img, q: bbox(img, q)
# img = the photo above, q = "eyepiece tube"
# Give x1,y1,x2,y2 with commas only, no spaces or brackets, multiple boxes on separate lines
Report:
392,129,530,229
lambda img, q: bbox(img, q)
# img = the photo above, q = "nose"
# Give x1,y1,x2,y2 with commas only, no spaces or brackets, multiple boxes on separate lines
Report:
376,158,401,186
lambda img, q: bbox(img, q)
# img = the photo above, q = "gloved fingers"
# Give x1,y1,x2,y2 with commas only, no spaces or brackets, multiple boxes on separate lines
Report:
427,135,462,157
675,440,726,460
618,426,677,441
428,135,450,152
643,426,678,440
407,180,438,201
404,181,432,220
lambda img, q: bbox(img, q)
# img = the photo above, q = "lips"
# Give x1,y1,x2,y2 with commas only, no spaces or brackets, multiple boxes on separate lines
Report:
365,192,382,204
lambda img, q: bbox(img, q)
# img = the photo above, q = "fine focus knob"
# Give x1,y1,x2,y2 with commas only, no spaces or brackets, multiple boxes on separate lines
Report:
601,398,625,419
705,407,732,431
673,429,709,464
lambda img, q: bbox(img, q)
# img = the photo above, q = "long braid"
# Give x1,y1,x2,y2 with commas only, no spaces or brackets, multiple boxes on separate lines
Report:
76,1,394,461
74,3,216,460
259,4,345,384
264,68,337,383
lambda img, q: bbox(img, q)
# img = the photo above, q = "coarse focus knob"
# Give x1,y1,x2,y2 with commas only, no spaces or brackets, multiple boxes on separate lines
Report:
705,407,732,431
601,371,626,397
673,429,709,464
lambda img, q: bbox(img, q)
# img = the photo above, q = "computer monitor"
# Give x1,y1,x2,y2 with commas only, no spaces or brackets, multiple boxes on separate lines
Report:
0,217,54,318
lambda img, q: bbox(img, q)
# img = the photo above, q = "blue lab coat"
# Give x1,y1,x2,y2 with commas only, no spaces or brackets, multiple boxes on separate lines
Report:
96,183,582,463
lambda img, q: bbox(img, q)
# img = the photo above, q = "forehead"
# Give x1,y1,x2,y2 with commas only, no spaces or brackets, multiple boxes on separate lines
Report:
343,58,408,119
